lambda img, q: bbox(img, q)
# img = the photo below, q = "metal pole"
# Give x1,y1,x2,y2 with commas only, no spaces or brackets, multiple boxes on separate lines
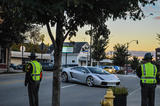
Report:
90,25,92,66
86,52,88,66
22,44,23,65
65,53,67,67
41,41,43,61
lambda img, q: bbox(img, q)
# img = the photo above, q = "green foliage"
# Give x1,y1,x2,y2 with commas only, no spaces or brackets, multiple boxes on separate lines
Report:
113,43,130,67
130,56,140,70
109,86,128,95
11,43,49,53
88,22,110,61
0,2,33,46
25,26,42,45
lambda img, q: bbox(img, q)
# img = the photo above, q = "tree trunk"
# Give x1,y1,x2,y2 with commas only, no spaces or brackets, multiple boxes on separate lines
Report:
52,16,64,106
52,50,62,106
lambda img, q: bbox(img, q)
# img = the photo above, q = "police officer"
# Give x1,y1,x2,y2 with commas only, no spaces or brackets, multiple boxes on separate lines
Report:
25,52,43,106
136,52,157,106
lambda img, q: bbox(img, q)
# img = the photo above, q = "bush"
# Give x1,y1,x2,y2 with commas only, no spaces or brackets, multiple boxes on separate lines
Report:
109,86,128,95
116,70,125,74
109,86,128,106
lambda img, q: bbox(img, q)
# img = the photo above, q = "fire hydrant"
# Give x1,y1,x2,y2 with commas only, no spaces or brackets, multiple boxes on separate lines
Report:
101,89,115,106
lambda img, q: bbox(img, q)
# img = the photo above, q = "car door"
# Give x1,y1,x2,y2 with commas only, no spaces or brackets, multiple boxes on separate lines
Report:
74,67,89,83
70,67,82,82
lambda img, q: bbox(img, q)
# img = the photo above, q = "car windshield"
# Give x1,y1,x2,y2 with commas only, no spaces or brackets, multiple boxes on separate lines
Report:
87,67,110,74
104,67,112,69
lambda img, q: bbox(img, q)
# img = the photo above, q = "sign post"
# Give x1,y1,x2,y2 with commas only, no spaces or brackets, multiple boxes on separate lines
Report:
62,46,73,67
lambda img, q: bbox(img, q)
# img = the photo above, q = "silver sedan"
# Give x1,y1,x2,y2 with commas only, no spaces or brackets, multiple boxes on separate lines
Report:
61,66,120,87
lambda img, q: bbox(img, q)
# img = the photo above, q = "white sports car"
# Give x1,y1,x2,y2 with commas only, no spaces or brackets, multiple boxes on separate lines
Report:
61,66,120,87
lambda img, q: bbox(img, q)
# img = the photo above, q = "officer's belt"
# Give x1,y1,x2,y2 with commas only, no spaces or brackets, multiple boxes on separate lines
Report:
141,77,156,79
32,74,40,76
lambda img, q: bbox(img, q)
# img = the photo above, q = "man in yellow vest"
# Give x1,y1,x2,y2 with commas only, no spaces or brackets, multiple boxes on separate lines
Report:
136,52,157,106
25,52,43,106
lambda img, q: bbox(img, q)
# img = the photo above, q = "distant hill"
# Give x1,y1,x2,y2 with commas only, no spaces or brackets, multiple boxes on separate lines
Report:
129,51,155,58
106,51,155,59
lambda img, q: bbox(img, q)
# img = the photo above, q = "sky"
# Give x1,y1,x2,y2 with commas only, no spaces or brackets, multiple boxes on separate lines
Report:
41,1,160,52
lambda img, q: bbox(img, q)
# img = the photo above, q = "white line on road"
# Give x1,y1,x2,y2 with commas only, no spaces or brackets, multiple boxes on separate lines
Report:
61,84,77,89
128,87,141,96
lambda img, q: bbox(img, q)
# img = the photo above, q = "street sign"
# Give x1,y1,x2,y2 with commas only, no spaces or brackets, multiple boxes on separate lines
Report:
20,46,26,52
62,46,73,53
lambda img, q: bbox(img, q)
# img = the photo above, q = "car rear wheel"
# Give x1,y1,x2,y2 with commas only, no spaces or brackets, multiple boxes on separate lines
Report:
61,72,68,82
86,76,94,87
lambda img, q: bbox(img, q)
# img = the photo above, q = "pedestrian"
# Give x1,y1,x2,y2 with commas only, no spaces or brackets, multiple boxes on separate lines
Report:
136,52,158,106
24,52,43,106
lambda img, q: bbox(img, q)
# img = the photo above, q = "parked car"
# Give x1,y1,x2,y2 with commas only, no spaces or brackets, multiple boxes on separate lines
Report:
41,62,54,71
10,63,17,70
102,66,116,74
17,64,23,70
61,66,120,87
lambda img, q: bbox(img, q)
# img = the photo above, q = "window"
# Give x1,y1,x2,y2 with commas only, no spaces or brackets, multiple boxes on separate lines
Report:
72,60,75,63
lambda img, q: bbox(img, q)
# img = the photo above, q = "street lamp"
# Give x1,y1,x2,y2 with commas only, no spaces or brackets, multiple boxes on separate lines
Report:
125,40,138,74
126,40,138,48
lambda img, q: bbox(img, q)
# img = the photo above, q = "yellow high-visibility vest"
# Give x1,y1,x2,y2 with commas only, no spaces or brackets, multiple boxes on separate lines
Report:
27,60,42,81
141,62,157,84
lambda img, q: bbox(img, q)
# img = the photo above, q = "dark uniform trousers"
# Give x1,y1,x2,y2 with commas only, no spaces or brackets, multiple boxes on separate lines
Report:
28,82,40,106
141,85,156,106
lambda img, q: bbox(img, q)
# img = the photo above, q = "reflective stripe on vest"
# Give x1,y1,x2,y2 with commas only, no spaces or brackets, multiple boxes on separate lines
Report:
141,63,157,84
30,60,42,81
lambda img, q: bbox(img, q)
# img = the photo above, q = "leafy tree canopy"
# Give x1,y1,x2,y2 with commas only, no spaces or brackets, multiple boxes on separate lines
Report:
113,43,130,67
88,22,110,61
130,56,140,70
0,3,33,46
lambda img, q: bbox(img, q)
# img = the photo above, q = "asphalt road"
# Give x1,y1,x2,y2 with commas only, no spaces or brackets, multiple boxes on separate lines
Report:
0,72,141,106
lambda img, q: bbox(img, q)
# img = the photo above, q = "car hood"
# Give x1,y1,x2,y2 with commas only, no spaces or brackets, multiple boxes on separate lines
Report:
96,74,119,81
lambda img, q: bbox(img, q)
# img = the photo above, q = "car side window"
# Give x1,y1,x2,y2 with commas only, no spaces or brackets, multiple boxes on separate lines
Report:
80,67,89,73
72,67,81,72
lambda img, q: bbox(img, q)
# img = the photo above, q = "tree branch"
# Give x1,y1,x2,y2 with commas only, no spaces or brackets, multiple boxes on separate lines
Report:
63,29,72,42
46,22,57,49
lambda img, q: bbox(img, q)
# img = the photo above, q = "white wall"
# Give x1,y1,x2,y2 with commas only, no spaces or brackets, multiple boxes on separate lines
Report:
62,53,78,65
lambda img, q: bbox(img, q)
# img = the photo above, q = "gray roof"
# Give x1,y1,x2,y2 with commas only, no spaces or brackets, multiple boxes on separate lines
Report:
48,42,88,53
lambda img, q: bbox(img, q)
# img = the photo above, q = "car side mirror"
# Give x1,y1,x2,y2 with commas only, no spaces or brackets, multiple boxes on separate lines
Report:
81,70,86,73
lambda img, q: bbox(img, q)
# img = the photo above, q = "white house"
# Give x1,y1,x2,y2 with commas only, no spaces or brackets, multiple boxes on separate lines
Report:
49,42,90,67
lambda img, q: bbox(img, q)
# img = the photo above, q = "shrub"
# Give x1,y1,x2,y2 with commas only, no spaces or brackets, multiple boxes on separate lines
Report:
109,86,128,95
116,70,125,74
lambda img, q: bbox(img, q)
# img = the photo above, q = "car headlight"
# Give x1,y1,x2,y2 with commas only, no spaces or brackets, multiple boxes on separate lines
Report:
109,69,112,72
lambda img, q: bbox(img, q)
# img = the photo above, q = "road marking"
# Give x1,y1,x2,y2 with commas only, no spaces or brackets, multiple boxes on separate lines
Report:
61,84,77,89
128,87,141,96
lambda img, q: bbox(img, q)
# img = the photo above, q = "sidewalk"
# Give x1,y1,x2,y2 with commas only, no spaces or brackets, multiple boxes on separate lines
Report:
128,85,160,106
0,69,23,74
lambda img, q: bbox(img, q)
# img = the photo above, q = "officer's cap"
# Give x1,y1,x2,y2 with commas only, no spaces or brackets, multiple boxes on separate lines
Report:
143,52,152,60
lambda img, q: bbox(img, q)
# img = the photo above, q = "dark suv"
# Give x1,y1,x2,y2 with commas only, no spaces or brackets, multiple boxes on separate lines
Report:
41,62,54,71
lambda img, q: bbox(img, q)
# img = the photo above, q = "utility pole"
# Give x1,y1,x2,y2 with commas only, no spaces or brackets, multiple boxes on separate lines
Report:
90,25,93,66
